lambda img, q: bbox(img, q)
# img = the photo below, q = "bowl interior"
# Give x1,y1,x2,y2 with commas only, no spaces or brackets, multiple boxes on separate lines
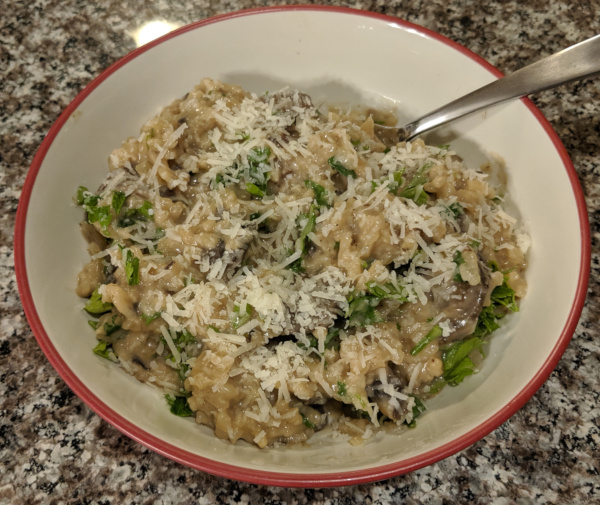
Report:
19,7,586,484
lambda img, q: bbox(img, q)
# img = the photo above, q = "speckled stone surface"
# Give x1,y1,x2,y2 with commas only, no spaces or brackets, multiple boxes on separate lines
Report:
1,0,599,503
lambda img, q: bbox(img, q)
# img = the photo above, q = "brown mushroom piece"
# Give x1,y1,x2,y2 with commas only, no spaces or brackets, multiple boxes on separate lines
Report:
430,260,491,342
365,365,408,421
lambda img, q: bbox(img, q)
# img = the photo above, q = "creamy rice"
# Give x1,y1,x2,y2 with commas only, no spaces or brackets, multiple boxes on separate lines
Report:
76,78,528,447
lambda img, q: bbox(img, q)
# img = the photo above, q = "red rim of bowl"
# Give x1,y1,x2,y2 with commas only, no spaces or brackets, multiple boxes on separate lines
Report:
14,5,591,488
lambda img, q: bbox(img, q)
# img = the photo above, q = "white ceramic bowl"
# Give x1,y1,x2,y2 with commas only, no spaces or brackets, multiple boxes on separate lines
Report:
15,6,590,487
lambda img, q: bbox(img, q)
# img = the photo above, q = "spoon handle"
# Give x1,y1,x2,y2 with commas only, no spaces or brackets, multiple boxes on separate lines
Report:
399,34,600,141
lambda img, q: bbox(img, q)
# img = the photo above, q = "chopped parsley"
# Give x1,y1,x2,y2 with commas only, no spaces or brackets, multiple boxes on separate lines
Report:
244,146,272,198
442,336,484,386
346,292,385,328
490,282,519,312
365,281,408,303
165,394,194,417
410,325,443,355
472,280,518,338
232,303,253,330
301,413,316,429
305,180,331,208
406,395,426,428
76,186,99,207
328,156,357,178
141,311,162,324
103,315,121,336
125,249,140,285
245,183,265,198
298,327,341,353
111,191,126,214
399,163,431,205
447,202,464,219
84,288,112,315
286,204,318,273
86,205,112,234
346,281,408,328
118,201,154,227
453,250,465,282
92,340,113,360
324,327,341,351
431,280,518,390
337,381,347,396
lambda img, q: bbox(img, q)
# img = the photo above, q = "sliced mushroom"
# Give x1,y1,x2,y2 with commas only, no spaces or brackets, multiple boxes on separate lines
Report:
430,259,490,341
365,366,408,421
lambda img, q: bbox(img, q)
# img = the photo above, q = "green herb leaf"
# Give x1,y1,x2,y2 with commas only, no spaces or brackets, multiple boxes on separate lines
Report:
232,303,253,330
297,335,318,350
490,283,519,312
453,250,465,282
76,186,99,207
118,201,153,227
104,315,121,336
328,157,357,178
389,169,406,195
87,320,100,330
137,201,153,219
287,203,318,272
245,183,265,198
344,280,408,328
165,394,194,417
141,311,162,324
410,325,443,355
337,381,347,396
301,413,316,429
365,281,408,303
447,202,464,219
111,191,126,214
346,293,385,328
488,260,500,272
174,330,196,346
244,146,272,196
472,305,501,338
305,180,331,208
87,205,112,234
286,256,305,273
92,340,113,360
442,336,484,386
125,249,140,286
324,327,341,351
213,173,225,188
406,394,426,428
399,163,431,205
84,288,112,315
248,146,271,165
472,281,518,338
360,259,374,270
453,250,465,266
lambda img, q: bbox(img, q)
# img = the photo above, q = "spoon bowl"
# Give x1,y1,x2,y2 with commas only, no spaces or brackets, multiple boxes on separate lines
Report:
377,33,600,142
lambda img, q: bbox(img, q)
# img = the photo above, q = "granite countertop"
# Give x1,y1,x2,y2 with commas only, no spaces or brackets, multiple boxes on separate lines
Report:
1,1,599,503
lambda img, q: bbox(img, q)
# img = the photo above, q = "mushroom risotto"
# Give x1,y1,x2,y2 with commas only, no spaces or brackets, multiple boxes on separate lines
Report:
76,79,529,447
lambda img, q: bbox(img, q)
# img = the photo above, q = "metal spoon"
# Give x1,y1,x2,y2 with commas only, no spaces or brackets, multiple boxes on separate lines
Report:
377,34,600,142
